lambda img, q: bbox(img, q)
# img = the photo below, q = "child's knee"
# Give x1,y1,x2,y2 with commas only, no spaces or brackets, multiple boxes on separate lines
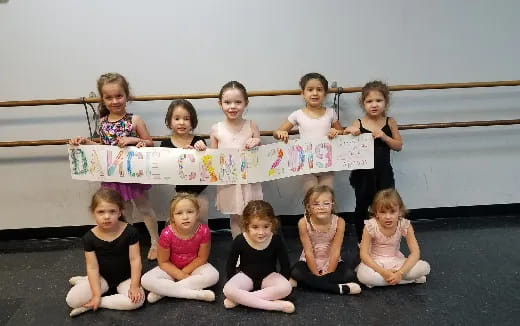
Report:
65,291,83,308
222,283,235,297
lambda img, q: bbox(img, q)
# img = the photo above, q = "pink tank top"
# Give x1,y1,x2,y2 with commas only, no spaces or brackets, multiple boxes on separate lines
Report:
299,214,340,274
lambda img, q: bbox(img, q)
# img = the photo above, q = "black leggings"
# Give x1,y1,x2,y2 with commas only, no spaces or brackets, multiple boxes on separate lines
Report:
291,261,357,294
350,166,395,242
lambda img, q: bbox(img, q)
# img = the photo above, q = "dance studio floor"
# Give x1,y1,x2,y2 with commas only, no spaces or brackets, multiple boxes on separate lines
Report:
0,215,518,326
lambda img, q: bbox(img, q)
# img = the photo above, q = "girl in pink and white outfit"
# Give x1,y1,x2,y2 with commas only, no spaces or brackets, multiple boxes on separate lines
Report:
274,73,345,193
357,189,430,287
141,193,219,303
196,81,263,238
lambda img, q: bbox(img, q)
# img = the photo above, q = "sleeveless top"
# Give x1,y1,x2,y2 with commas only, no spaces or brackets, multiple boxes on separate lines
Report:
99,113,137,145
299,214,341,274
359,117,392,169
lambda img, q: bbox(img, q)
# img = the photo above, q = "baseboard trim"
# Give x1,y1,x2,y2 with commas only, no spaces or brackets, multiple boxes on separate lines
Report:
1,203,518,241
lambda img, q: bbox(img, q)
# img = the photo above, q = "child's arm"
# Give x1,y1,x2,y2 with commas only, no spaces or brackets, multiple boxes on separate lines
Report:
116,115,153,148
69,137,98,146
273,120,294,143
343,120,361,136
209,124,219,149
324,217,345,274
359,226,394,282
276,235,292,279
226,238,240,279
181,242,210,275
373,117,402,151
389,225,421,284
327,120,343,139
83,251,102,310
157,245,190,280
127,242,144,303
298,218,320,276
245,121,262,149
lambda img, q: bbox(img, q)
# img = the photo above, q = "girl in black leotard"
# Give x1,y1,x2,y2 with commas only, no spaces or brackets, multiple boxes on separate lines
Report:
161,99,209,223
344,81,403,242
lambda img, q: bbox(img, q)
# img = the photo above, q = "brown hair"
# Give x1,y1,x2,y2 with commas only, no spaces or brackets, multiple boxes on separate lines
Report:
299,72,329,92
89,188,126,222
302,185,335,228
164,99,199,130
96,72,132,118
369,188,407,219
242,200,280,234
169,192,200,225
359,80,390,109
218,81,249,103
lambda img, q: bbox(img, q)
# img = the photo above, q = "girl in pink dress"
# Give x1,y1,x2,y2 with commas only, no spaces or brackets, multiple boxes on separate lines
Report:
291,185,361,295
141,193,219,303
197,81,263,238
357,189,430,287
69,73,159,260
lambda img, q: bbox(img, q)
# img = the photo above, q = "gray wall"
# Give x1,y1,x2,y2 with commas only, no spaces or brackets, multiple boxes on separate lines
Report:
1,0,519,229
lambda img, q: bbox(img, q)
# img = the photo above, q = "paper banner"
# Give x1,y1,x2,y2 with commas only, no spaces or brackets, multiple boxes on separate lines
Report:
68,134,373,185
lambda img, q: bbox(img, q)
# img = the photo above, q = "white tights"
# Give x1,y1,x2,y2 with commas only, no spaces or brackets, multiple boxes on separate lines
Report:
357,260,431,287
141,264,219,300
66,277,144,310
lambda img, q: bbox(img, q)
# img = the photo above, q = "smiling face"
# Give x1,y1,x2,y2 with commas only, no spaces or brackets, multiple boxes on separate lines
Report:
169,105,193,135
362,90,387,118
219,88,248,121
93,200,122,231
246,216,273,245
302,78,326,108
308,191,334,222
171,198,199,234
101,82,128,116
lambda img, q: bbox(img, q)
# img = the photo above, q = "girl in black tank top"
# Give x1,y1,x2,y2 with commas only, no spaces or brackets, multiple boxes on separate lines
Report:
344,81,403,242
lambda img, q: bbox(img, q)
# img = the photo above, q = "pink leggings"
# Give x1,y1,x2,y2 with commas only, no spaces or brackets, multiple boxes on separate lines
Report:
223,272,292,311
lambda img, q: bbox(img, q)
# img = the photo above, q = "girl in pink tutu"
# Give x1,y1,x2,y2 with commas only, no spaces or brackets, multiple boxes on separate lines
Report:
196,81,263,238
69,73,159,260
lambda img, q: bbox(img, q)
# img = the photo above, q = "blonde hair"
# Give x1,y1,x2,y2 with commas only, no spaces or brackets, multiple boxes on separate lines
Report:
89,188,126,222
242,200,280,234
369,188,407,219
168,192,200,225
303,185,335,229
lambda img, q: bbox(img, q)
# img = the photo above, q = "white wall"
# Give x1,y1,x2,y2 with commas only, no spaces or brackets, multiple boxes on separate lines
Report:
1,0,519,229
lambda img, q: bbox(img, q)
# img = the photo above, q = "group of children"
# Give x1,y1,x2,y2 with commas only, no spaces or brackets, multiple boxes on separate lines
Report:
66,72,431,316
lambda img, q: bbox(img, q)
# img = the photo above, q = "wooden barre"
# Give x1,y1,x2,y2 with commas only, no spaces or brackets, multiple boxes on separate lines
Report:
1,80,519,108
0,119,518,147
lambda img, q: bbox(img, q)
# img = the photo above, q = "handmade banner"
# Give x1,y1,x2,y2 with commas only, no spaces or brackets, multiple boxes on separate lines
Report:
68,134,373,185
